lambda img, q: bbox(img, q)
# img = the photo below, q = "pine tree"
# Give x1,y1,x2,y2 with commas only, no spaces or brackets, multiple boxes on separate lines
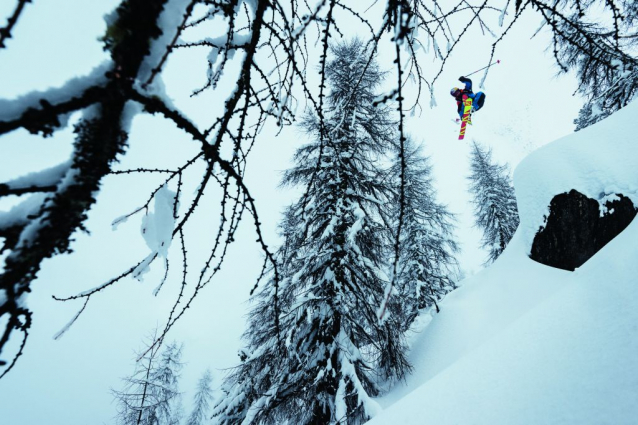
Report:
543,0,638,130
573,61,638,131
391,139,459,328
467,142,519,265
112,340,183,425
212,39,409,425
186,369,214,425
574,103,600,132
210,206,300,424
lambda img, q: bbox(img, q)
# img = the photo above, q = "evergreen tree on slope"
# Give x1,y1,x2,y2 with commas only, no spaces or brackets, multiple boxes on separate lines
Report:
212,39,409,425
186,369,214,425
468,142,519,265
211,205,302,424
113,341,183,425
391,139,459,328
211,207,301,424
548,1,638,130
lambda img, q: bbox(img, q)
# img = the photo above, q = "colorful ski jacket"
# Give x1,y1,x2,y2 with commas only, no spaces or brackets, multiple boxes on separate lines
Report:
454,77,474,117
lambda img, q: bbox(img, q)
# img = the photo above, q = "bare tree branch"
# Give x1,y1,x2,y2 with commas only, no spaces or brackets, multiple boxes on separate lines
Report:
0,0,31,49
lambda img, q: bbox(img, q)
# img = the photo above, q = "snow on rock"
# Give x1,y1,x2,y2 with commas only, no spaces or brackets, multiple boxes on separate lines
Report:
529,190,636,271
370,101,638,424
514,99,638,249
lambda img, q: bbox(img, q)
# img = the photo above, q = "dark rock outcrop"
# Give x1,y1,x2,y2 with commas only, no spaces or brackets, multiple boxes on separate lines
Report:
530,189,637,271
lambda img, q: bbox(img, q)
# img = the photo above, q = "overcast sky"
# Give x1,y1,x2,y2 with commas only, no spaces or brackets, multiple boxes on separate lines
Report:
0,2,582,423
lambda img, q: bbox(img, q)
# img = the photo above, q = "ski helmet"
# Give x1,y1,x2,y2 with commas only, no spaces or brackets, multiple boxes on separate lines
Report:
450,87,461,97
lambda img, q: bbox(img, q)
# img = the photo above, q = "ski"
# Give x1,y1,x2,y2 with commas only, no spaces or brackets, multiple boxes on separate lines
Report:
458,95,473,140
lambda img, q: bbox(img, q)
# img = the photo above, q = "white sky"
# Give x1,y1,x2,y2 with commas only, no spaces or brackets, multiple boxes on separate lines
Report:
0,1,582,423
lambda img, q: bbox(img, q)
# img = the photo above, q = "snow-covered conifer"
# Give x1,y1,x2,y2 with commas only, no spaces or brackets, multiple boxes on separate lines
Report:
539,1,638,130
391,139,459,328
112,340,183,425
212,39,409,425
468,142,519,265
186,369,214,425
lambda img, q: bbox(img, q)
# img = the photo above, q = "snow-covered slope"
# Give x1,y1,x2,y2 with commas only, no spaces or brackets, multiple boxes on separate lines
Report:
514,97,638,246
372,101,638,424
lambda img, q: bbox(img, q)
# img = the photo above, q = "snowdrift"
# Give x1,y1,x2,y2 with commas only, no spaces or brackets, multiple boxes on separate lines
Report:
371,100,638,424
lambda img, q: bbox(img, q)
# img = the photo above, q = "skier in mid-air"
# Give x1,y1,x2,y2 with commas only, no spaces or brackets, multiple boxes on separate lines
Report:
450,76,485,121
451,76,486,140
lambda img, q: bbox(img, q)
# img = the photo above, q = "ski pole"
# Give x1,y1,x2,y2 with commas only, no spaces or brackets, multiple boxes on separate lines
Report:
465,59,501,77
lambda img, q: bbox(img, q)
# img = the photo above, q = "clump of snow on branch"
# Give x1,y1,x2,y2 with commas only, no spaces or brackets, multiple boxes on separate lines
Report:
132,185,178,281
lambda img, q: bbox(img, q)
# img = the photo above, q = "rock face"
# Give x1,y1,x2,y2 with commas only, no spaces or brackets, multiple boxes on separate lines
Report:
530,190,637,271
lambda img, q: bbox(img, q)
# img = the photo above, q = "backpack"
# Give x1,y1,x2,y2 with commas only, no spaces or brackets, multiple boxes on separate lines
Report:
473,92,486,111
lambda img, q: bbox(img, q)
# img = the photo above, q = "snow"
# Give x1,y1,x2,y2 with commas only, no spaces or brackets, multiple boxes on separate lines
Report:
0,61,110,123
336,330,382,421
2,160,71,191
137,0,191,85
120,100,142,132
514,99,638,248
132,185,178,281
143,185,178,259
206,44,221,80
598,193,621,215
499,4,507,27
52,299,87,341
132,252,156,282
348,205,365,243
0,193,47,229
134,0,190,109
335,379,348,423
372,223,638,423
111,214,129,231
369,100,638,424
377,231,568,408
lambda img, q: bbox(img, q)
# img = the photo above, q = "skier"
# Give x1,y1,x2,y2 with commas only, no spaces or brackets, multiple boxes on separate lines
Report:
451,76,486,140
450,76,485,121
